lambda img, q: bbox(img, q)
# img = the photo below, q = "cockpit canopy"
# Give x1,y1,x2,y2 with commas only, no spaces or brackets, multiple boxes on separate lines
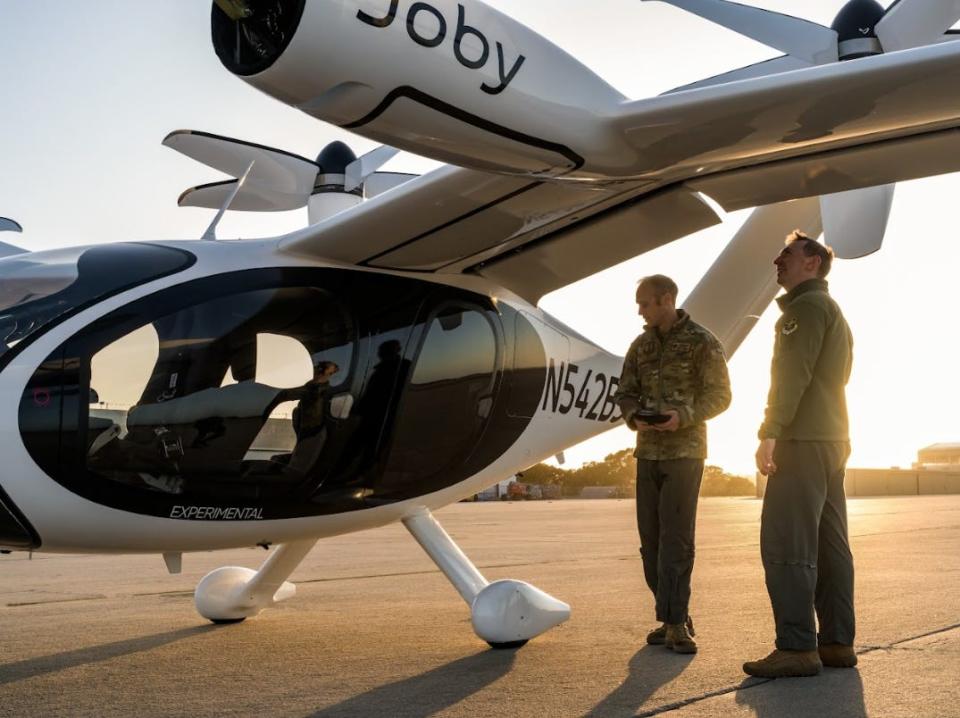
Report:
0,243,194,367
17,265,547,523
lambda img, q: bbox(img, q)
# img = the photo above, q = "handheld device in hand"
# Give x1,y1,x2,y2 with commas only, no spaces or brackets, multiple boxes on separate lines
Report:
635,411,670,425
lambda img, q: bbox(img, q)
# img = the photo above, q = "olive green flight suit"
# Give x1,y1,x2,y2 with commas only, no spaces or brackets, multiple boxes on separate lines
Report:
616,310,731,624
759,278,855,651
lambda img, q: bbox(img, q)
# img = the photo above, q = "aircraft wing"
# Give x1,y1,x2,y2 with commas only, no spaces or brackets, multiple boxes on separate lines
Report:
279,167,721,303
279,122,960,305
279,40,960,304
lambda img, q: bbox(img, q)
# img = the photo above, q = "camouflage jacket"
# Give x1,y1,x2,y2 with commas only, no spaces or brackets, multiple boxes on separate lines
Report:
615,310,731,460
759,278,853,441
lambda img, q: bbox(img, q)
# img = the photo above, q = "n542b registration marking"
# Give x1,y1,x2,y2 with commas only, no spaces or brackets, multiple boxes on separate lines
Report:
542,359,622,423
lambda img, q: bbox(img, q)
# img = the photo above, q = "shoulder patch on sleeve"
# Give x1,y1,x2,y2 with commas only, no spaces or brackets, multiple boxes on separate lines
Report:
781,318,799,335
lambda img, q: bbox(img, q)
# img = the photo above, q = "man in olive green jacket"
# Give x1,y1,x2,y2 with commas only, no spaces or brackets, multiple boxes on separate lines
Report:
744,231,856,679
616,275,731,654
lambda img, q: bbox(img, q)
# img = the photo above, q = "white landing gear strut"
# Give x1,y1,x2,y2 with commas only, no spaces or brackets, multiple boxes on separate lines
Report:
194,539,318,623
402,506,570,648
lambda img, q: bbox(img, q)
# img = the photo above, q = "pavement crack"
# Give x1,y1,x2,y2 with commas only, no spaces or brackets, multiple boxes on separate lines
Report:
849,524,960,539
631,623,960,716
633,680,771,717
6,594,107,608
887,622,960,647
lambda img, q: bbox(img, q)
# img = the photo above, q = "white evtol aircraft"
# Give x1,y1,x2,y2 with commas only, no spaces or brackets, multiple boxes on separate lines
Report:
2,0,959,648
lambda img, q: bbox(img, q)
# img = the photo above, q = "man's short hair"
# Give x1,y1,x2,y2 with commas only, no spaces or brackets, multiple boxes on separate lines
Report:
637,274,678,300
786,230,835,278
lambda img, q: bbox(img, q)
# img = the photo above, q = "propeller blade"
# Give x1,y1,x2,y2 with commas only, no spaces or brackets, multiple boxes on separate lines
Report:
0,217,22,233
363,172,419,200
178,179,309,212
682,197,822,358
163,130,319,196
876,0,960,51
819,184,894,259
344,145,400,193
644,0,838,64
664,54,811,94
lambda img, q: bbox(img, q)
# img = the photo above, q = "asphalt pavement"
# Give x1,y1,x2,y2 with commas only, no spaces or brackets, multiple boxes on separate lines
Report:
0,496,957,717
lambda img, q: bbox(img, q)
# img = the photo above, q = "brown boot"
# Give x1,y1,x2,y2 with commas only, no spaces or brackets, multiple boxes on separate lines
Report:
647,616,694,646
646,624,667,645
665,622,697,654
743,649,822,678
819,643,857,668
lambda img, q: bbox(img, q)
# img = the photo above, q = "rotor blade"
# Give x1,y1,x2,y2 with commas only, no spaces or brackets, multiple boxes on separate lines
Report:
819,184,894,259
682,197,822,358
664,54,812,94
163,130,318,196
644,0,838,64
178,179,309,211
0,217,22,233
876,0,960,51
344,145,400,193
363,172,419,200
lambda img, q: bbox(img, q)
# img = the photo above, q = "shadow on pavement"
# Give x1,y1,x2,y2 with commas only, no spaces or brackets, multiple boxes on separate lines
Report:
735,668,866,717
0,625,213,685
307,648,517,718
582,645,694,718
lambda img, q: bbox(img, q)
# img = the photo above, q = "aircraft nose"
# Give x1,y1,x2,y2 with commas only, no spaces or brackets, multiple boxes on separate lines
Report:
0,487,38,550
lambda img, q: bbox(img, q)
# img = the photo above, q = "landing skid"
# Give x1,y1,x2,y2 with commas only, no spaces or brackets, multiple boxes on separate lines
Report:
402,507,570,647
194,538,317,622
192,507,570,648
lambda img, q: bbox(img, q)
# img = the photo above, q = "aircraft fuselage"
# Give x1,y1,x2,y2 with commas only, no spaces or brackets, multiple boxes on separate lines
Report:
0,238,622,554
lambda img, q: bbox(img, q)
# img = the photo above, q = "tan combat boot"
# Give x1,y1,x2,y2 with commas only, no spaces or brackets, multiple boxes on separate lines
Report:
819,643,858,668
646,616,695,646
646,624,668,645
664,621,697,654
743,649,822,678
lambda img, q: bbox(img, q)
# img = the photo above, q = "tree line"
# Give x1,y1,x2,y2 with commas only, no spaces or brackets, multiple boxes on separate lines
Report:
518,448,756,497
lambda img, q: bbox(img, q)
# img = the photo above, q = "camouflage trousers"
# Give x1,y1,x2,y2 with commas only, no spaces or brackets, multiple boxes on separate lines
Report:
636,458,704,625
761,440,855,651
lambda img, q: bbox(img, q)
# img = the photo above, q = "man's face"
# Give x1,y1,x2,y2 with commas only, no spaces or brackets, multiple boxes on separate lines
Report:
636,284,672,328
774,240,818,290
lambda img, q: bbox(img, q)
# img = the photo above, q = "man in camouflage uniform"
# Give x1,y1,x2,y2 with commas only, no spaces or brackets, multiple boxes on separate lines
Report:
744,231,856,679
616,275,731,654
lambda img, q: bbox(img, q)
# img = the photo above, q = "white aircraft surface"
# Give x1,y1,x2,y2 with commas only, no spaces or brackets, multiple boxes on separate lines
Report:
2,0,960,648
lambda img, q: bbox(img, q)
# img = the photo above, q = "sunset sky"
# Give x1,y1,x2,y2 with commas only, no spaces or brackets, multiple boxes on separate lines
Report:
2,1,958,476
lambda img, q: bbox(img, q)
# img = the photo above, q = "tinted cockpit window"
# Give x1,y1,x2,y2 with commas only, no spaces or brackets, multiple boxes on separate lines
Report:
82,285,356,501
379,304,499,496
0,243,194,368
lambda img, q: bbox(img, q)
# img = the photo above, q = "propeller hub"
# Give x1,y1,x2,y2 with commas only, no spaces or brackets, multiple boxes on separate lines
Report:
831,0,885,59
314,141,361,196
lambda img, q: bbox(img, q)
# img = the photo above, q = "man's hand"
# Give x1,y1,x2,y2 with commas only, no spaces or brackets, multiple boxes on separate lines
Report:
652,410,680,432
627,414,654,433
756,438,777,476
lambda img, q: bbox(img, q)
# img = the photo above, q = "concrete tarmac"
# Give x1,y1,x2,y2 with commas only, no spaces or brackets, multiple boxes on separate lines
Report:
0,496,958,717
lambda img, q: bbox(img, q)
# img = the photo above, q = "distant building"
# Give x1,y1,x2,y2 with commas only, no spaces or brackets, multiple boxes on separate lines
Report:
756,441,960,498
476,478,514,501
915,443,960,470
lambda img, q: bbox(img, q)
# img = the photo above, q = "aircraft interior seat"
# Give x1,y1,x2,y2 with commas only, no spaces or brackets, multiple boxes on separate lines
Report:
126,381,282,426
121,381,285,477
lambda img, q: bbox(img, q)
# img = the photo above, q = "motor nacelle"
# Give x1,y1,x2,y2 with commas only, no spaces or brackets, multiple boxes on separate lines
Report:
211,0,628,177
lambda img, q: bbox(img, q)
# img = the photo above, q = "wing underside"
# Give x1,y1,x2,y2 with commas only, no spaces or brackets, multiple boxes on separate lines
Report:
278,41,960,304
